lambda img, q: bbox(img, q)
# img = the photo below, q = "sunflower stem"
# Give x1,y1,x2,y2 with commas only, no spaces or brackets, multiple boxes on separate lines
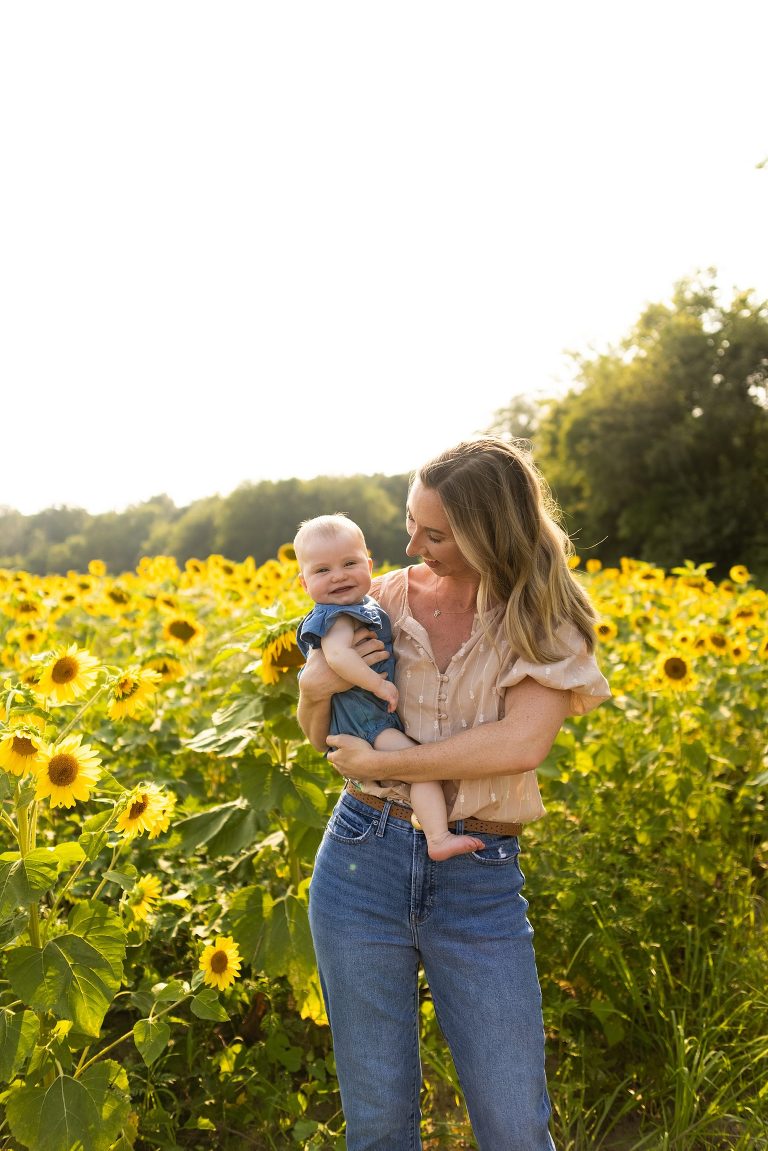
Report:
75,993,193,1077
0,809,19,843
42,810,118,944
91,843,122,900
56,683,107,742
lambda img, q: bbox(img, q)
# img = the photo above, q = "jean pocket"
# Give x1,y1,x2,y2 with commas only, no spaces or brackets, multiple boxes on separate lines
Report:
325,802,376,844
469,835,520,865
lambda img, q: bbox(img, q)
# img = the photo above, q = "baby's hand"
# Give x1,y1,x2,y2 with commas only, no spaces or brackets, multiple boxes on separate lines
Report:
376,679,399,713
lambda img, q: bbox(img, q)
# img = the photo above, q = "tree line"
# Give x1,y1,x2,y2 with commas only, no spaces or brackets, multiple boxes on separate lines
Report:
3,273,767,583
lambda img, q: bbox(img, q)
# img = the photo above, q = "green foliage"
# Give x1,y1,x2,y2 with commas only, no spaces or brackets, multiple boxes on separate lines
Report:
0,475,410,577
534,272,768,580
1,551,766,1148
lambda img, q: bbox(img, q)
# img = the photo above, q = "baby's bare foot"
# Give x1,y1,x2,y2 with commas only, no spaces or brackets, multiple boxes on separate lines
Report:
426,832,486,861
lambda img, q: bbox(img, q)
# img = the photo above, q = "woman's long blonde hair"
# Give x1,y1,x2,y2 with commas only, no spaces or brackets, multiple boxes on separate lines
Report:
416,436,597,663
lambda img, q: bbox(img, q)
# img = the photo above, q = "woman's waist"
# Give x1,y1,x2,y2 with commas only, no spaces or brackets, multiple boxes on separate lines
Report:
343,779,544,831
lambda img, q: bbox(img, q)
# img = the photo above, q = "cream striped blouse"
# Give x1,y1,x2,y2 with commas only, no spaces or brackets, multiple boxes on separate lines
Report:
362,566,611,825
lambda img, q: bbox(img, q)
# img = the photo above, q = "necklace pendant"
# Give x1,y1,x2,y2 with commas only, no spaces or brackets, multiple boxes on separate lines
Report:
433,608,441,618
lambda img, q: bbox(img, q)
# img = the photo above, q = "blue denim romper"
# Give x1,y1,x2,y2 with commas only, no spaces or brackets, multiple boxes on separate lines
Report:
296,597,405,744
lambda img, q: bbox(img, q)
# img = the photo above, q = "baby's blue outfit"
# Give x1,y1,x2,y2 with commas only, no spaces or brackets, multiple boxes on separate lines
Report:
296,596,405,744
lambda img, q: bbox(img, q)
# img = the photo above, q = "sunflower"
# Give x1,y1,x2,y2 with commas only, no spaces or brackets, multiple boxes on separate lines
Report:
107,667,162,720
162,615,205,647
199,936,243,991
129,874,163,922
731,605,758,628
585,558,602,573
115,783,169,839
729,641,750,665
654,651,697,692
35,644,100,705
147,789,176,839
0,723,45,776
88,559,107,577
595,620,618,642
729,565,751,585
705,631,730,656
5,596,44,623
277,542,298,564
260,630,305,685
34,735,102,808
6,626,44,652
144,653,185,683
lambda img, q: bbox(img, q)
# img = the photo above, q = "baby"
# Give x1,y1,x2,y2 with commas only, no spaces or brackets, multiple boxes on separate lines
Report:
293,513,484,861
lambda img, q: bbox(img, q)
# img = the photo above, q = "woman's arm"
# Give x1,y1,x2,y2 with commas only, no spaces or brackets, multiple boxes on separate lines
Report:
296,630,387,752
325,676,570,781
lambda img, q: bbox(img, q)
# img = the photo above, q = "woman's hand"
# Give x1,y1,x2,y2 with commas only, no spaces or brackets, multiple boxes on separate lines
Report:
300,628,386,698
326,733,383,780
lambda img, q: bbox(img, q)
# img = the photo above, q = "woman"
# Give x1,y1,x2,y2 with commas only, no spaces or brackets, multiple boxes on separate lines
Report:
297,437,611,1151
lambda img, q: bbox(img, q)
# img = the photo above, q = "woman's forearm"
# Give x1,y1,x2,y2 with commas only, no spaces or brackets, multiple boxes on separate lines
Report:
326,679,571,783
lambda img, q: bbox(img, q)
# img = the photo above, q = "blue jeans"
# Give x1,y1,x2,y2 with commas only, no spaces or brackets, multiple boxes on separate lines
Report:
308,791,556,1151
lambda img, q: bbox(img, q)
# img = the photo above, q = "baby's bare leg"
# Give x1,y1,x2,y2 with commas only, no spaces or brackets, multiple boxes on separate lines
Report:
409,781,485,861
371,730,485,859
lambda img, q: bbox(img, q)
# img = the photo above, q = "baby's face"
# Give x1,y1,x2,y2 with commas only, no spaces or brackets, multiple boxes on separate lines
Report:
298,531,373,606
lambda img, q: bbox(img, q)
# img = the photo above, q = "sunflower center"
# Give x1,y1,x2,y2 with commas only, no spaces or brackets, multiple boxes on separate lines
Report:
109,589,130,604
710,634,727,649
117,677,140,699
48,753,79,786
169,620,197,642
12,735,37,757
210,950,230,974
51,657,78,685
129,796,149,819
663,657,688,680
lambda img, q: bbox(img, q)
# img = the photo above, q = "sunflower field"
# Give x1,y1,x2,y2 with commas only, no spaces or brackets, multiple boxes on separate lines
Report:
0,552,766,1150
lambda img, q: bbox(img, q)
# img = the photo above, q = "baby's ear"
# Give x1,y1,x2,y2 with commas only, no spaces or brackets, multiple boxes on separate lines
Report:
298,573,308,591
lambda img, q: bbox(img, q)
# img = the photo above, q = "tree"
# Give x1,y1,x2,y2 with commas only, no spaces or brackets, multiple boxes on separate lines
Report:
534,273,768,578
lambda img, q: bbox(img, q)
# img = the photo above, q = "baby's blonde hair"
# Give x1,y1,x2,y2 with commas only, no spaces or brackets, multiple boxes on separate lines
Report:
293,513,367,568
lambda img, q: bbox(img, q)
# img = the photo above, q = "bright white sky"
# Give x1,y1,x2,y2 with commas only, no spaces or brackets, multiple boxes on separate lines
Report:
2,1,766,516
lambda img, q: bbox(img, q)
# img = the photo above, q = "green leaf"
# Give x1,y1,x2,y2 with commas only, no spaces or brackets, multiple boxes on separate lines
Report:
133,1017,171,1066
175,799,261,857
78,809,113,861
191,988,229,1022
5,1060,131,1151
239,758,292,812
150,978,188,1004
0,1008,40,1082
103,865,138,891
0,849,59,915
0,908,29,946
228,888,315,992
50,842,86,870
6,902,125,1037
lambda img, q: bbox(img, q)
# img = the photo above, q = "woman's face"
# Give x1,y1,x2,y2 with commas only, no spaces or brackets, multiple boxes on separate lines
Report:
405,479,477,580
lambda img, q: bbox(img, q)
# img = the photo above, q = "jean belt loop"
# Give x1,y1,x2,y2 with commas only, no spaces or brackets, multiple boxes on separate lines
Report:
454,818,465,835
376,799,393,837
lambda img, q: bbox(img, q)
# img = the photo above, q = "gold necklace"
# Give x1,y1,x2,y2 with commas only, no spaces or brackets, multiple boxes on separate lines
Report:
432,579,477,618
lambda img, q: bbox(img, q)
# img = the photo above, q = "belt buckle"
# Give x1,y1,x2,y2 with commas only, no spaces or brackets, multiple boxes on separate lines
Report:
410,813,423,831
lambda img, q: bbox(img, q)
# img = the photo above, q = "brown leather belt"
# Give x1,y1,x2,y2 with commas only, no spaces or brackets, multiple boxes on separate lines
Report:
344,781,523,837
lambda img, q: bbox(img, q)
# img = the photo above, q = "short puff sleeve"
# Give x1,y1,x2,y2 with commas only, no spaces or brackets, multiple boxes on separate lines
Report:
498,622,611,716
